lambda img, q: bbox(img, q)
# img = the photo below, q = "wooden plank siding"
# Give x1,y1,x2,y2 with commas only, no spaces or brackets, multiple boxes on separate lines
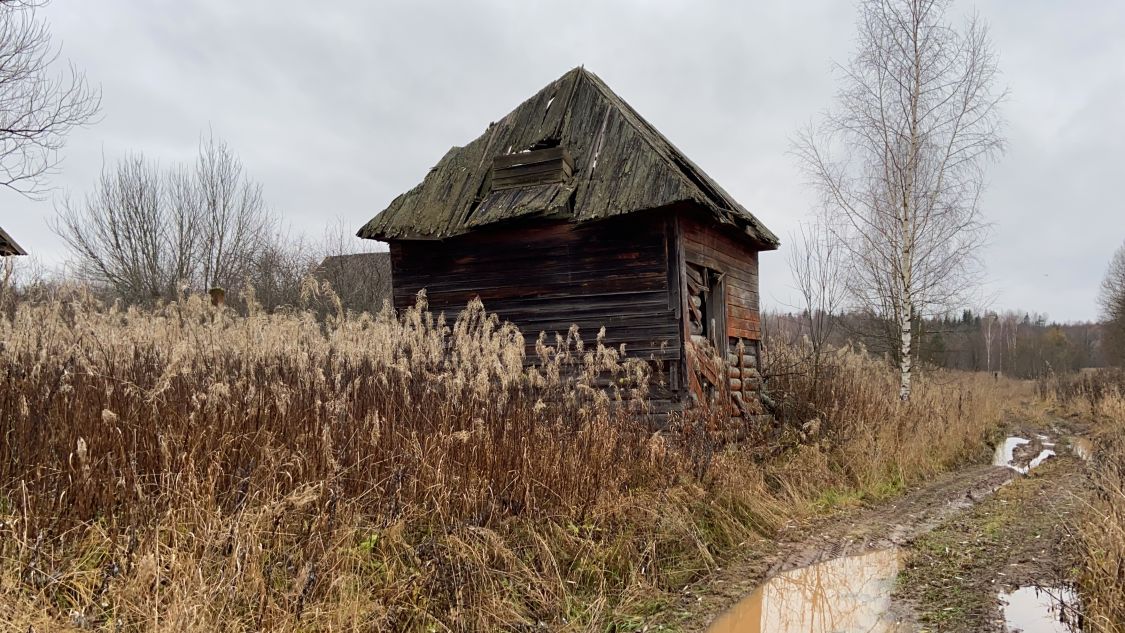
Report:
389,213,683,408
679,214,761,341
385,210,763,417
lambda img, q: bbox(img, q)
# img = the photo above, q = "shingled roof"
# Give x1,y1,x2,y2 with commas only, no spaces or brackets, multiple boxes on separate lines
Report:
0,225,26,256
358,67,778,248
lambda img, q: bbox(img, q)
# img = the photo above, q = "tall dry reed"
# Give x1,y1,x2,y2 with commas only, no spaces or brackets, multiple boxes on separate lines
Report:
1047,369,1125,633
764,340,1013,493
0,287,1011,631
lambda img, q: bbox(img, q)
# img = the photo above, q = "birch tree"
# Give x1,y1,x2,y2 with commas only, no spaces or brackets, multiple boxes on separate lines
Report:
796,0,1005,399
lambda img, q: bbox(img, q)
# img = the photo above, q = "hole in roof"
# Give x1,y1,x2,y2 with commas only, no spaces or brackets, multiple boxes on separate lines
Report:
542,90,557,123
529,137,560,150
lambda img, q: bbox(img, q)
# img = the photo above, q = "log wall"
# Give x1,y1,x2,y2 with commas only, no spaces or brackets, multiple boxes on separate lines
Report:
389,213,682,410
678,213,765,413
679,214,761,340
386,209,768,417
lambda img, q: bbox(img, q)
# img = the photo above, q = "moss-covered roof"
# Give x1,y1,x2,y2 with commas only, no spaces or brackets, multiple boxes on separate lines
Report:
358,67,778,249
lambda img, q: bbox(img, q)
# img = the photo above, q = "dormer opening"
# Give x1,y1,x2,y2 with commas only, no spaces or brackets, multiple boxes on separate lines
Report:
491,146,573,191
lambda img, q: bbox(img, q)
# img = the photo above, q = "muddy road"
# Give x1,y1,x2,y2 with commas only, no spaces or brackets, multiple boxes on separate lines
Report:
651,415,1094,632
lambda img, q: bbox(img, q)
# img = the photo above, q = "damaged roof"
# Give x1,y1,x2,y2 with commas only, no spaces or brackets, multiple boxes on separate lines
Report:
358,67,778,249
0,225,26,256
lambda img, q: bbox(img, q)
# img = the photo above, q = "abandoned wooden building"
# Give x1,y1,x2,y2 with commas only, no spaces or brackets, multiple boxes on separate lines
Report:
0,225,26,257
358,67,778,416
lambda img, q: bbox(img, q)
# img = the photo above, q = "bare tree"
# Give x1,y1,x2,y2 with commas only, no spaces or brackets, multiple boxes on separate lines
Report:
787,219,846,385
192,133,270,291
246,227,317,311
796,0,1005,400
0,0,100,196
1100,241,1125,366
54,134,274,303
983,311,998,373
55,155,191,302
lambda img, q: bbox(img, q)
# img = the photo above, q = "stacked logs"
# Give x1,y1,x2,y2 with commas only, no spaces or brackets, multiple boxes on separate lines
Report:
727,340,762,417
686,262,764,417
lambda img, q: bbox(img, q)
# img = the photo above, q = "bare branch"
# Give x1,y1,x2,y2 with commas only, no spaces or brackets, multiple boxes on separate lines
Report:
52,135,280,305
0,0,101,197
793,0,1005,399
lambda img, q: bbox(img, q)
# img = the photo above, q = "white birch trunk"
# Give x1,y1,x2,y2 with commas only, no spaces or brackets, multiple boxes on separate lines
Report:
898,300,912,400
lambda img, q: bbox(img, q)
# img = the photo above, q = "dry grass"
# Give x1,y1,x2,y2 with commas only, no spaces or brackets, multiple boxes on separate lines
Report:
763,341,1021,493
0,286,1014,632
1047,369,1125,633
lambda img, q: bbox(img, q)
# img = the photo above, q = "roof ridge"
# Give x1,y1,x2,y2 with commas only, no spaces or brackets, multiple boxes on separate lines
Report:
577,71,733,210
358,67,778,247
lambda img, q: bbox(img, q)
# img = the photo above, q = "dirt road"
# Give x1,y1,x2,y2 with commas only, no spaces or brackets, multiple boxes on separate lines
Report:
650,415,1093,632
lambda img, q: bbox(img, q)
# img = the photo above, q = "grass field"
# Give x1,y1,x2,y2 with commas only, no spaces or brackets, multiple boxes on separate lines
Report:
1047,369,1125,633
0,287,1018,631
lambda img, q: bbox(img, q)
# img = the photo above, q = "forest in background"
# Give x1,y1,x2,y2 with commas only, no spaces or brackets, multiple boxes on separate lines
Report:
765,308,1104,379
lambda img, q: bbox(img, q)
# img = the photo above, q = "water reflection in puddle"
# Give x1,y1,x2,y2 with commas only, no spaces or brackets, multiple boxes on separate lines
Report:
705,548,902,633
1000,586,1081,632
994,437,1057,474
995,437,1031,469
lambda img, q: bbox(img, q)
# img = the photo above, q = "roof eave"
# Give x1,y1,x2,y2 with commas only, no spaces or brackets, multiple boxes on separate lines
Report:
0,226,27,256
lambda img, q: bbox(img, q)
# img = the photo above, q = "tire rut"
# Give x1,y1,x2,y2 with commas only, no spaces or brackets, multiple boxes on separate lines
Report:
660,462,1018,632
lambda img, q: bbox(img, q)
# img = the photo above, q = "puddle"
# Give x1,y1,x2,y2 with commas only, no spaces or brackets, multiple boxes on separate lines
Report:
705,548,903,633
1000,585,1081,632
994,437,1056,474
1028,449,1056,470
995,437,1031,468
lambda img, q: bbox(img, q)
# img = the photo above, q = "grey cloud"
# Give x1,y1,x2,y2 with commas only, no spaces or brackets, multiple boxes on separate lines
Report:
2,0,1120,321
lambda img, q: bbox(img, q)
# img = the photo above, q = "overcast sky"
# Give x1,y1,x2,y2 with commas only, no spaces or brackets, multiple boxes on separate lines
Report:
4,1,1123,322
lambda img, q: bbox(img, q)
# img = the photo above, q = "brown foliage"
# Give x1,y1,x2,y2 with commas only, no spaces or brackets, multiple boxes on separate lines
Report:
1047,370,1125,632
0,287,1010,631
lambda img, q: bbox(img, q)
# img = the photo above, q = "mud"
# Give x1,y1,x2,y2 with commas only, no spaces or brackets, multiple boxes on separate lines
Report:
894,443,1090,631
659,415,1094,633
661,463,1016,631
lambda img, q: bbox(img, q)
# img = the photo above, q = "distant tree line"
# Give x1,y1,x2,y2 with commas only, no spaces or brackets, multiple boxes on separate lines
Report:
765,308,1104,379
